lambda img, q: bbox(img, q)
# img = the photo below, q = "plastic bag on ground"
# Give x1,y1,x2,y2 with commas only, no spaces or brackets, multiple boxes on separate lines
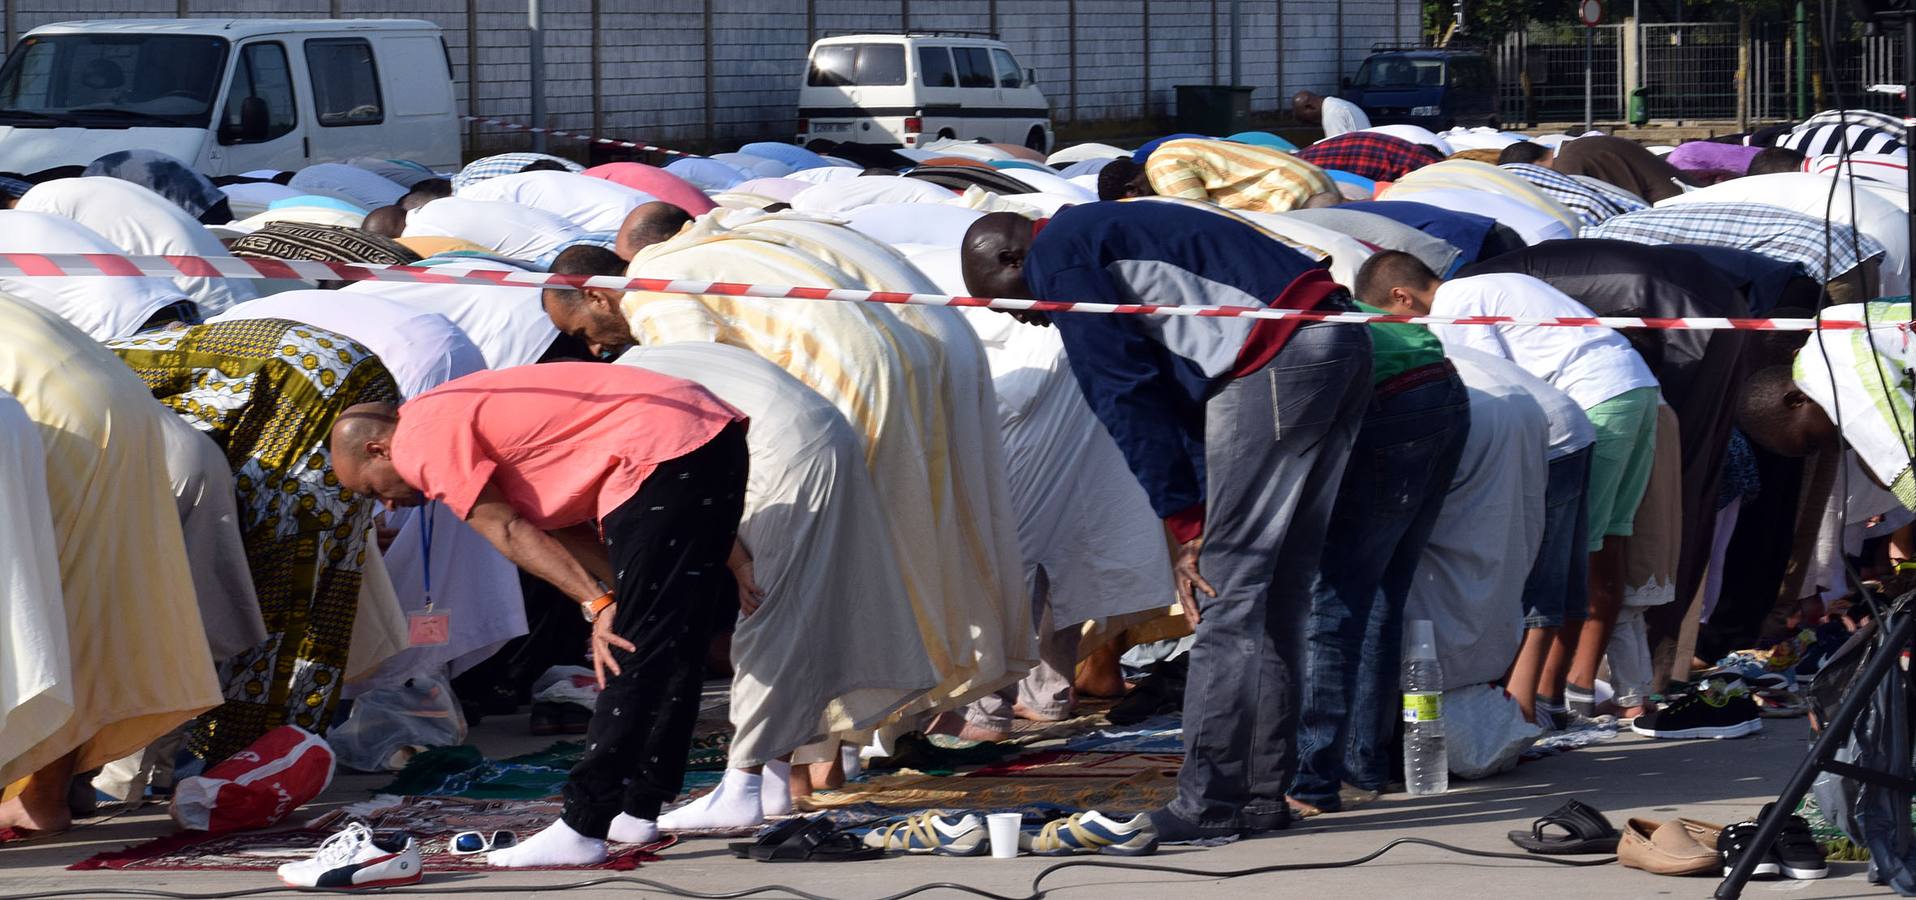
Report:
1446,683,1544,780
328,673,468,773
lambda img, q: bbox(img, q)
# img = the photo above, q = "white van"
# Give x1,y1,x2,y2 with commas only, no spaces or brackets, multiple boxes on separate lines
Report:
0,19,460,176
797,33,1053,153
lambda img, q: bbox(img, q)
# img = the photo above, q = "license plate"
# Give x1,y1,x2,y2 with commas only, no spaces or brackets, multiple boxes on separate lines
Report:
814,122,852,133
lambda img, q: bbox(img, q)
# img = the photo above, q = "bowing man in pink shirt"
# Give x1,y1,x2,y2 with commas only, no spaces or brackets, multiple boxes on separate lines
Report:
330,361,748,867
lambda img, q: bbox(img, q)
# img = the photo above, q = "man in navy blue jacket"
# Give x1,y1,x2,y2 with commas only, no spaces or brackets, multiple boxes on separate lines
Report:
962,202,1372,841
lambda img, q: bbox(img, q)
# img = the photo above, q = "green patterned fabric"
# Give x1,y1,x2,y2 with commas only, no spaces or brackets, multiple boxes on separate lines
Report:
110,319,398,761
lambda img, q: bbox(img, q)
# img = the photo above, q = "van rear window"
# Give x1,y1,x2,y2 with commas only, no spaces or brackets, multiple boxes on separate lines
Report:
808,44,906,87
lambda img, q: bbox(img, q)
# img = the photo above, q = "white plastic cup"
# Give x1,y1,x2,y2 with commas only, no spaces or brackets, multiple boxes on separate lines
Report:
986,813,1022,859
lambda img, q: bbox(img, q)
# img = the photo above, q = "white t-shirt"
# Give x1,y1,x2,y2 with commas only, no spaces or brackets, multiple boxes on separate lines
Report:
403,197,585,261
456,170,653,232
1446,345,1595,460
1320,96,1371,139
1428,272,1658,410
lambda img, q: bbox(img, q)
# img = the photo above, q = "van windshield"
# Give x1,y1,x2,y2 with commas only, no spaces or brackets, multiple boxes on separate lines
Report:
0,33,230,128
1352,55,1445,90
807,44,906,87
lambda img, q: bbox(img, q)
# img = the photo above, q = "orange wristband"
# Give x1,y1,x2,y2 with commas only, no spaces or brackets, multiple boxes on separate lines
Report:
580,591,614,623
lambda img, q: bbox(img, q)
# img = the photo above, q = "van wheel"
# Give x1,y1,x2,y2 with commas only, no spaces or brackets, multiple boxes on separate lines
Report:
937,128,956,141
1024,126,1048,154
1487,115,1502,130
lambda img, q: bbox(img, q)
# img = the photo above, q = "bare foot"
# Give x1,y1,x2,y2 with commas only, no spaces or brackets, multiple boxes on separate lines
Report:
926,710,1011,743
0,793,72,837
1074,643,1128,698
1012,702,1069,723
788,765,815,801
805,758,845,792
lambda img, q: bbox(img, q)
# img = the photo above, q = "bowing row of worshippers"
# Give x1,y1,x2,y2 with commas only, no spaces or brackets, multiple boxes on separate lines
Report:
0,107,1905,840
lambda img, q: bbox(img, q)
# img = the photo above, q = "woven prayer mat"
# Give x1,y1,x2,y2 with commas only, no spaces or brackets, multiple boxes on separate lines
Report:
1058,715,1185,753
71,797,675,872
378,739,728,800
963,750,1183,780
799,757,1178,813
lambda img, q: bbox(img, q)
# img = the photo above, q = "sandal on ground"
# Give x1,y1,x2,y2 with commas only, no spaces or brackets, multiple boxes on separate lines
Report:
736,817,884,862
728,816,810,859
1507,799,1621,854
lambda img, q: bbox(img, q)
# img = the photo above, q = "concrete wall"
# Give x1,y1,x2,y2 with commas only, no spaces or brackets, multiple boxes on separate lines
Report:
0,0,1419,154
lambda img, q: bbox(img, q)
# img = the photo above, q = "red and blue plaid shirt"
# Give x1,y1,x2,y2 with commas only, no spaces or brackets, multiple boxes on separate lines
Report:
1296,132,1444,182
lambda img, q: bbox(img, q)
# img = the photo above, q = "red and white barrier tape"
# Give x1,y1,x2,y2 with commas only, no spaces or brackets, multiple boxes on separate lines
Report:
461,116,697,158
0,251,1890,332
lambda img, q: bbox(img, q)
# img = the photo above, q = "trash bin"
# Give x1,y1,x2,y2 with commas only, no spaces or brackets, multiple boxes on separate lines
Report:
1628,88,1650,127
1175,85,1255,136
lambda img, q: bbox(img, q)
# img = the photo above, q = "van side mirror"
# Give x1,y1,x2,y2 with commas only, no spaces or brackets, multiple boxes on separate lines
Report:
1026,68,1037,85
221,96,270,144
1340,76,1353,90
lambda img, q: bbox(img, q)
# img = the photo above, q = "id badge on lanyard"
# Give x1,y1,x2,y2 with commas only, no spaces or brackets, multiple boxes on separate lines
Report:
407,503,451,647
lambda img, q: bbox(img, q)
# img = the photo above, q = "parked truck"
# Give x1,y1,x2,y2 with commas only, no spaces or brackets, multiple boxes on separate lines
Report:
0,18,461,176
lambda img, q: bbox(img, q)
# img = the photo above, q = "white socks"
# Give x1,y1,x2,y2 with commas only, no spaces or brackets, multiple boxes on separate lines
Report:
658,768,766,832
761,760,794,817
486,819,606,868
608,813,660,844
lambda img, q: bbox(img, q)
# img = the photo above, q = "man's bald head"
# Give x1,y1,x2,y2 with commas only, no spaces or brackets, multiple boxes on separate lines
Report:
1293,90,1325,124
616,201,693,261
961,212,1040,322
363,205,407,239
1302,191,1344,209
329,402,423,508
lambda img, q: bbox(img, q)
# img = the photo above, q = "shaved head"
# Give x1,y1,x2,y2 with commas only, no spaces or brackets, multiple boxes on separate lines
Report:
616,201,693,261
961,212,1043,322
1293,90,1325,124
329,402,422,508
542,244,635,358
363,204,407,239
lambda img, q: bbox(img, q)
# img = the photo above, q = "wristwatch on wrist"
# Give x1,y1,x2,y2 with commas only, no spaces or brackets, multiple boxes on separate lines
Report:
580,591,614,623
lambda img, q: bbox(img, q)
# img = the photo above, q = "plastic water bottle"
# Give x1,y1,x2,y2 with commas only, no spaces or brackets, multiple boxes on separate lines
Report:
1402,619,1448,796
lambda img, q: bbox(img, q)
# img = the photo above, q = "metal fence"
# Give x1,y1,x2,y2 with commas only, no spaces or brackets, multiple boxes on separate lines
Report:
1496,19,1906,126
1496,26,1624,124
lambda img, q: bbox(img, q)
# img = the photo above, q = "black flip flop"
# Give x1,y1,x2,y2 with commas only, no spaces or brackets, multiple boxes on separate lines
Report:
749,817,884,862
1507,799,1620,854
728,816,810,859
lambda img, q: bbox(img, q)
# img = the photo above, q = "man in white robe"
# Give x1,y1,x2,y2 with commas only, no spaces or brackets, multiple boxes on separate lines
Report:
617,342,937,832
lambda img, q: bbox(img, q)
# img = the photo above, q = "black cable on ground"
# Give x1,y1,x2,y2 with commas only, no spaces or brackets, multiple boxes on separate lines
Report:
0,838,1617,900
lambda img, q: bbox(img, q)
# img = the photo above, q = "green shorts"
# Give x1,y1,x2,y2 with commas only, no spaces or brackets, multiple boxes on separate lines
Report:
1582,387,1660,553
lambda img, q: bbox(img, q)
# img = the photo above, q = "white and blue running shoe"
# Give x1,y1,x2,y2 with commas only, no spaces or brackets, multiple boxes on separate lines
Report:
1020,811,1159,856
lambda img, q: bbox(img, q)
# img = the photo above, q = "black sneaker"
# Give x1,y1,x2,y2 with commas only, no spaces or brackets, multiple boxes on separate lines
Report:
1717,820,1781,878
1760,804,1830,880
1631,684,1762,740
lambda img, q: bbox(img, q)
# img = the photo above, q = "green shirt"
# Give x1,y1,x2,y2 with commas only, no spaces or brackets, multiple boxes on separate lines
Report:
1356,301,1447,386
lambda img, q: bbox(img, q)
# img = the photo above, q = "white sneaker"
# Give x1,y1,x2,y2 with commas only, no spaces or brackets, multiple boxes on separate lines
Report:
277,822,423,889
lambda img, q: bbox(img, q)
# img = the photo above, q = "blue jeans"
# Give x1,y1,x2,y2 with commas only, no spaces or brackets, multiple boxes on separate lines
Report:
1289,368,1470,808
1522,446,1593,628
1163,322,1371,835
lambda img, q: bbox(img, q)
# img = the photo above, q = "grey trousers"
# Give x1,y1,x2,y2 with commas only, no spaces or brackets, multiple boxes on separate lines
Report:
1167,322,1371,831
966,568,1077,729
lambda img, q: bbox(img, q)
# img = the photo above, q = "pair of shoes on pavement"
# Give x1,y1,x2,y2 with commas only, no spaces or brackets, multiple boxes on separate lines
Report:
1631,678,1762,740
1618,812,1827,880
861,810,1157,857
1716,806,1829,881
277,822,423,889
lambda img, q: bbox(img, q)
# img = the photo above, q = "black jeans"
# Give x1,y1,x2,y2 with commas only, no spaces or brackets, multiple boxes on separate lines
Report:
560,421,748,836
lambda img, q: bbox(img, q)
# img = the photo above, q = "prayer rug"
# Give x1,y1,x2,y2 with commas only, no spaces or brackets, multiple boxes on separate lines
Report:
799,761,1178,813
963,750,1183,780
1058,715,1185,752
377,739,728,800
71,797,675,872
